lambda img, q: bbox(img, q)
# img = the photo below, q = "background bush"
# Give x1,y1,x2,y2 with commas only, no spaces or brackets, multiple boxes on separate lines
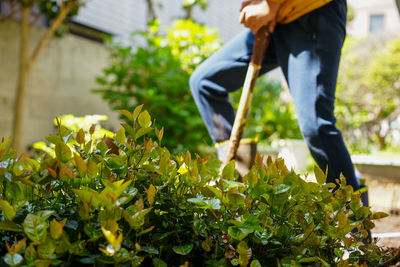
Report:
94,19,223,153
0,106,394,266
336,36,400,153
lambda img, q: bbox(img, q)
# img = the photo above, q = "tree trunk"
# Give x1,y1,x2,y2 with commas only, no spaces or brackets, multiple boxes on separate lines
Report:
396,0,400,16
184,6,193,20
11,0,77,151
145,0,157,21
12,5,30,152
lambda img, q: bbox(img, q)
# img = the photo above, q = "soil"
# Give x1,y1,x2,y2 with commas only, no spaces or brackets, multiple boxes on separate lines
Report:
363,177,400,266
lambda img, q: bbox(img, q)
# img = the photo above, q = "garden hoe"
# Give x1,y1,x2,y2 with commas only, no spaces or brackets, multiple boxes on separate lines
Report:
221,26,270,175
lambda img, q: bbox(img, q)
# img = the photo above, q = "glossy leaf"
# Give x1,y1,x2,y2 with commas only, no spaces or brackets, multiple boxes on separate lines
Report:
22,214,48,242
172,244,193,255
314,166,327,185
0,199,16,220
55,141,72,163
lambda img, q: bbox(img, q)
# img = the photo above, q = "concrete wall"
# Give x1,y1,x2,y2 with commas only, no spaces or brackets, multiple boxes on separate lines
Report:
348,0,400,36
72,0,244,43
0,20,120,150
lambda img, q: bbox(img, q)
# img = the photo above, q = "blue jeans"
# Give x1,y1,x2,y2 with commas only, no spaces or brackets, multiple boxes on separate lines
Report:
190,0,360,189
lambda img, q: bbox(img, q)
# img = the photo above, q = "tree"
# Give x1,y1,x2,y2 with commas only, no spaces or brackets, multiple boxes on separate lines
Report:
336,36,400,152
144,0,209,21
0,0,82,152
396,0,400,16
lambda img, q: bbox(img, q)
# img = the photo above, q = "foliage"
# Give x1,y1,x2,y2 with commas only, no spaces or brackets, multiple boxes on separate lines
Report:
231,78,302,141
33,114,114,157
0,105,395,266
94,19,222,153
336,36,400,153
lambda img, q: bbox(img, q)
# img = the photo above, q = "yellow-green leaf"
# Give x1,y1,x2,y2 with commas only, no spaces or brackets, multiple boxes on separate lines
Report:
74,153,87,176
314,166,327,185
101,220,119,234
55,142,72,163
87,162,98,179
119,109,133,121
115,127,126,144
0,200,16,220
76,129,85,144
138,111,151,128
371,212,389,220
0,220,22,232
250,260,262,267
146,184,156,205
50,218,67,240
155,127,164,142
132,104,144,121
101,227,123,251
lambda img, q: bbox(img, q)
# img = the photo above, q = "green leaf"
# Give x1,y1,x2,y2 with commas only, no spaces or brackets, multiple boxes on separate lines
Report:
35,210,55,220
115,127,126,144
206,185,222,199
141,246,159,255
3,253,23,266
119,109,133,121
250,260,262,267
121,123,135,137
0,137,12,152
37,237,56,259
135,127,153,140
22,214,48,242
24,243,37,264
314,166,327,185
0,220,22,232
45,135,61,145
152,258,167,267
138,111,151,128
76,129,85,144
0,199,16,220
222,161,235,180
228,226,251,241
273,184,291,195
87,162,98,179
74,153,87,176
371,211,389,220
132,104,144,121
172,244,193,255
55,141,72,163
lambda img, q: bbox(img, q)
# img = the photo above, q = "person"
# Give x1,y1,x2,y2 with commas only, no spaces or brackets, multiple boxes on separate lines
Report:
189,0,365,195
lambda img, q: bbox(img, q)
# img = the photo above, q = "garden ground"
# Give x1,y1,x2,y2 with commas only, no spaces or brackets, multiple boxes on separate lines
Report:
368,178,400,249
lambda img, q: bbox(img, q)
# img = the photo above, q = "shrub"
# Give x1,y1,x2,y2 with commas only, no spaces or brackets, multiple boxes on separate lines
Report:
336,36,400,153
94,20,223,153
0,106,395,266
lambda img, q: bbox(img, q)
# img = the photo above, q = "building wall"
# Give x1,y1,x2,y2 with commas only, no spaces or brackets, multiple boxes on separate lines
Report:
0,20,120,150
348,0,400,36
72,0,244,42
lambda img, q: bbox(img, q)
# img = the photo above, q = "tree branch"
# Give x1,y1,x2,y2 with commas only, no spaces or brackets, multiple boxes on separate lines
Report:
145,0,157,21
0,1,20,23
26,0,77,72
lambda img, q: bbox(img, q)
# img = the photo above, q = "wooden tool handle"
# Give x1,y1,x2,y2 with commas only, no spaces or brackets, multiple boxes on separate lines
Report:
222,27,271,168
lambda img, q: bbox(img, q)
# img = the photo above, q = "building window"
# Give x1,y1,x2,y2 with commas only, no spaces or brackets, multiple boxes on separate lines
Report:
369,14,385,33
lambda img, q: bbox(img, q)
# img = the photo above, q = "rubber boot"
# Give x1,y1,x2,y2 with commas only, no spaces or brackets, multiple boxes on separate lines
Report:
216,139,257,180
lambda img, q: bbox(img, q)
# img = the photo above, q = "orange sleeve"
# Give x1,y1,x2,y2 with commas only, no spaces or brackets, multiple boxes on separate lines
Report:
268,0,287,3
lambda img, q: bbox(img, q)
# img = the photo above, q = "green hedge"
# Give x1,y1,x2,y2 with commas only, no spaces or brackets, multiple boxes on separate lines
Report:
0,106,394,266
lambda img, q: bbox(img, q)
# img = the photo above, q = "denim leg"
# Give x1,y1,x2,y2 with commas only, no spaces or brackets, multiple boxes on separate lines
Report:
273,0,359,189
189,30,278,143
